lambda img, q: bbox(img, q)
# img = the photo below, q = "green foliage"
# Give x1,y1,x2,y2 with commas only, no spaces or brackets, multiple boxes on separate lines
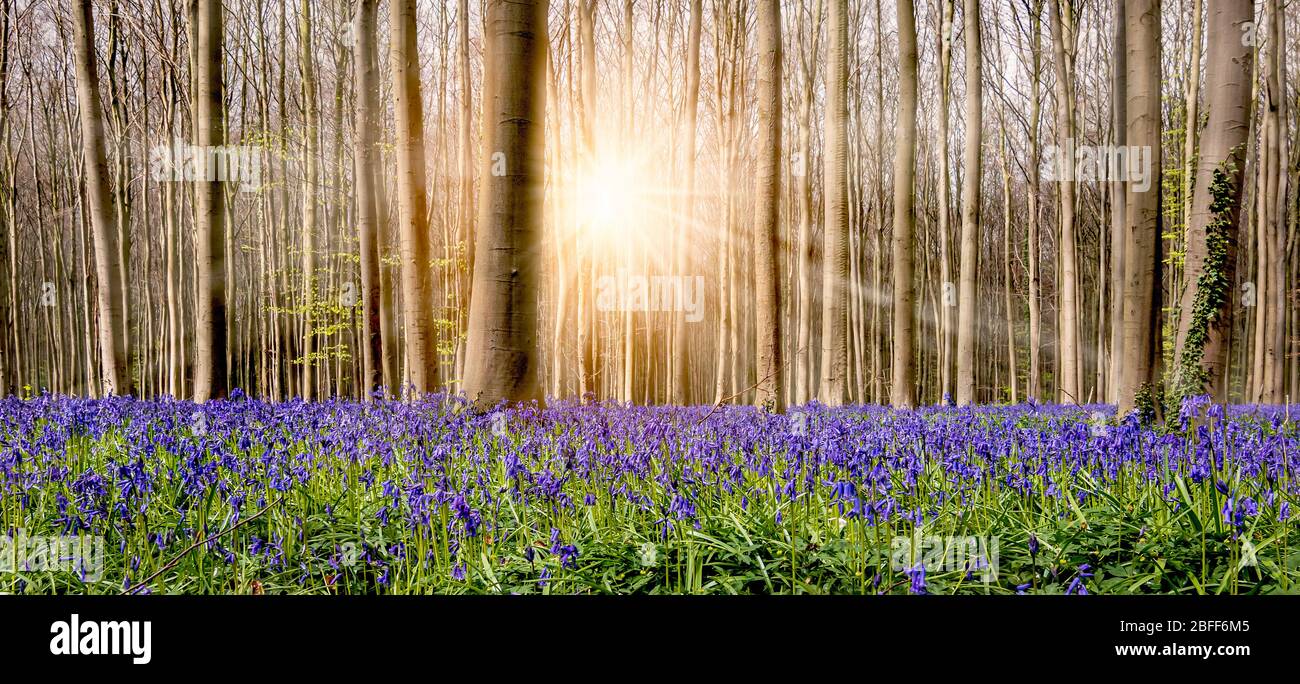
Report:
1170,164,1236,412
5,406,1296,595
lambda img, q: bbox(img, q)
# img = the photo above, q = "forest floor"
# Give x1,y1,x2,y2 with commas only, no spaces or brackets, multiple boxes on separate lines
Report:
1,395,1296,594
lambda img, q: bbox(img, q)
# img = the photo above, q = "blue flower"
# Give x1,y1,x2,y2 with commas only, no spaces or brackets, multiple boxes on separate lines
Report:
906,563,927,595
558,544,579,569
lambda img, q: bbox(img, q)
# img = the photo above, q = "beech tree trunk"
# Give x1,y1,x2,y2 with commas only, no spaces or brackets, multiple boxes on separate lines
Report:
463,0,547,407
754,0,784,410
954,0,981,406
390,0,438,396
890,0,918,409
1172,0,1253,403
192,0,227,402
820,0,849,405
353,0,384,397
1118,0,1163,418
72,0,131,397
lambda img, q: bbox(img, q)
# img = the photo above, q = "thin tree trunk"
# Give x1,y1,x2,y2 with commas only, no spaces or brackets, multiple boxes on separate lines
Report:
820,0,849,405
353,0,384,398
753,0,784,410
890,0,918,409
1049,0,1080,403
1108,0,1127,403
954,0,981,406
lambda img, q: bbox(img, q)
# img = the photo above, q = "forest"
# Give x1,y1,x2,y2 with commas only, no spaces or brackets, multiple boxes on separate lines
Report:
0,1,1297,596
0,0,1293,416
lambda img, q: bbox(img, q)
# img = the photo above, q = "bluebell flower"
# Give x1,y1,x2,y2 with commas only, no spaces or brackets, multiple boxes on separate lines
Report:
906,563,927,595
558,544,579,569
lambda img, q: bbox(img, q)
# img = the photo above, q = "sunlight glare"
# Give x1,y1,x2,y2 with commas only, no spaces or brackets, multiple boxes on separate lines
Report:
573,158,639,241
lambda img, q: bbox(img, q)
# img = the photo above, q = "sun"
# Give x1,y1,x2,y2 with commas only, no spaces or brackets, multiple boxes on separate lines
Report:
571,157,641,242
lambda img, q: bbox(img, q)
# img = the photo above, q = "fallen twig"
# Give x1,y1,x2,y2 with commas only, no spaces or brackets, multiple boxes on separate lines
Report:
124,496,284,595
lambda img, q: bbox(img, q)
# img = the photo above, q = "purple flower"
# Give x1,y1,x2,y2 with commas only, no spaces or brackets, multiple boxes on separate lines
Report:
906,563,927,595
558,544,579,569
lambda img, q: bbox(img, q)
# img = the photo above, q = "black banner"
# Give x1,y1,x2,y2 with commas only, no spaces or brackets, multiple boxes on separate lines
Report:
0,595,1292,675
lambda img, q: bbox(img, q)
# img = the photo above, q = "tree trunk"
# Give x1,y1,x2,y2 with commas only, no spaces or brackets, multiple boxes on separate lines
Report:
463,0,547,407
1049,0,1080,403
192,0,227,402
1118,0,1162,418
890,0,918,409
753,0,784,411
299,0,319,399
819,0,848,405
954,0,981,406
1108,0,1127,403
72,0,131,396
390,0,438,396
1025,0,1043,401
353,0,384,398
1172,0,1253,404
793,0,818,406
456,0,475,384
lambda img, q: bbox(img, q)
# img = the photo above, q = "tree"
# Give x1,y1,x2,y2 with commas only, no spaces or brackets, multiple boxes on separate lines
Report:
353,0,384,397
1048,0,1079,403
193,0,227,402
673,0,703,405
793,0,822,406
753,0,784,411
954,0,981,406
576,0,596,399
819,0,848,405
299,0,319,399
1022,0,1044,401
936,0,953,401
1117,0,1163,418
462,0,547,407
72,0,131,396
1171,0,1254,404
0,0,13,396
1257,0,1287,403
1107,0,1126,403
3,0,1296,411
891,0,918,409
390,0,437,396
456,0,475,383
